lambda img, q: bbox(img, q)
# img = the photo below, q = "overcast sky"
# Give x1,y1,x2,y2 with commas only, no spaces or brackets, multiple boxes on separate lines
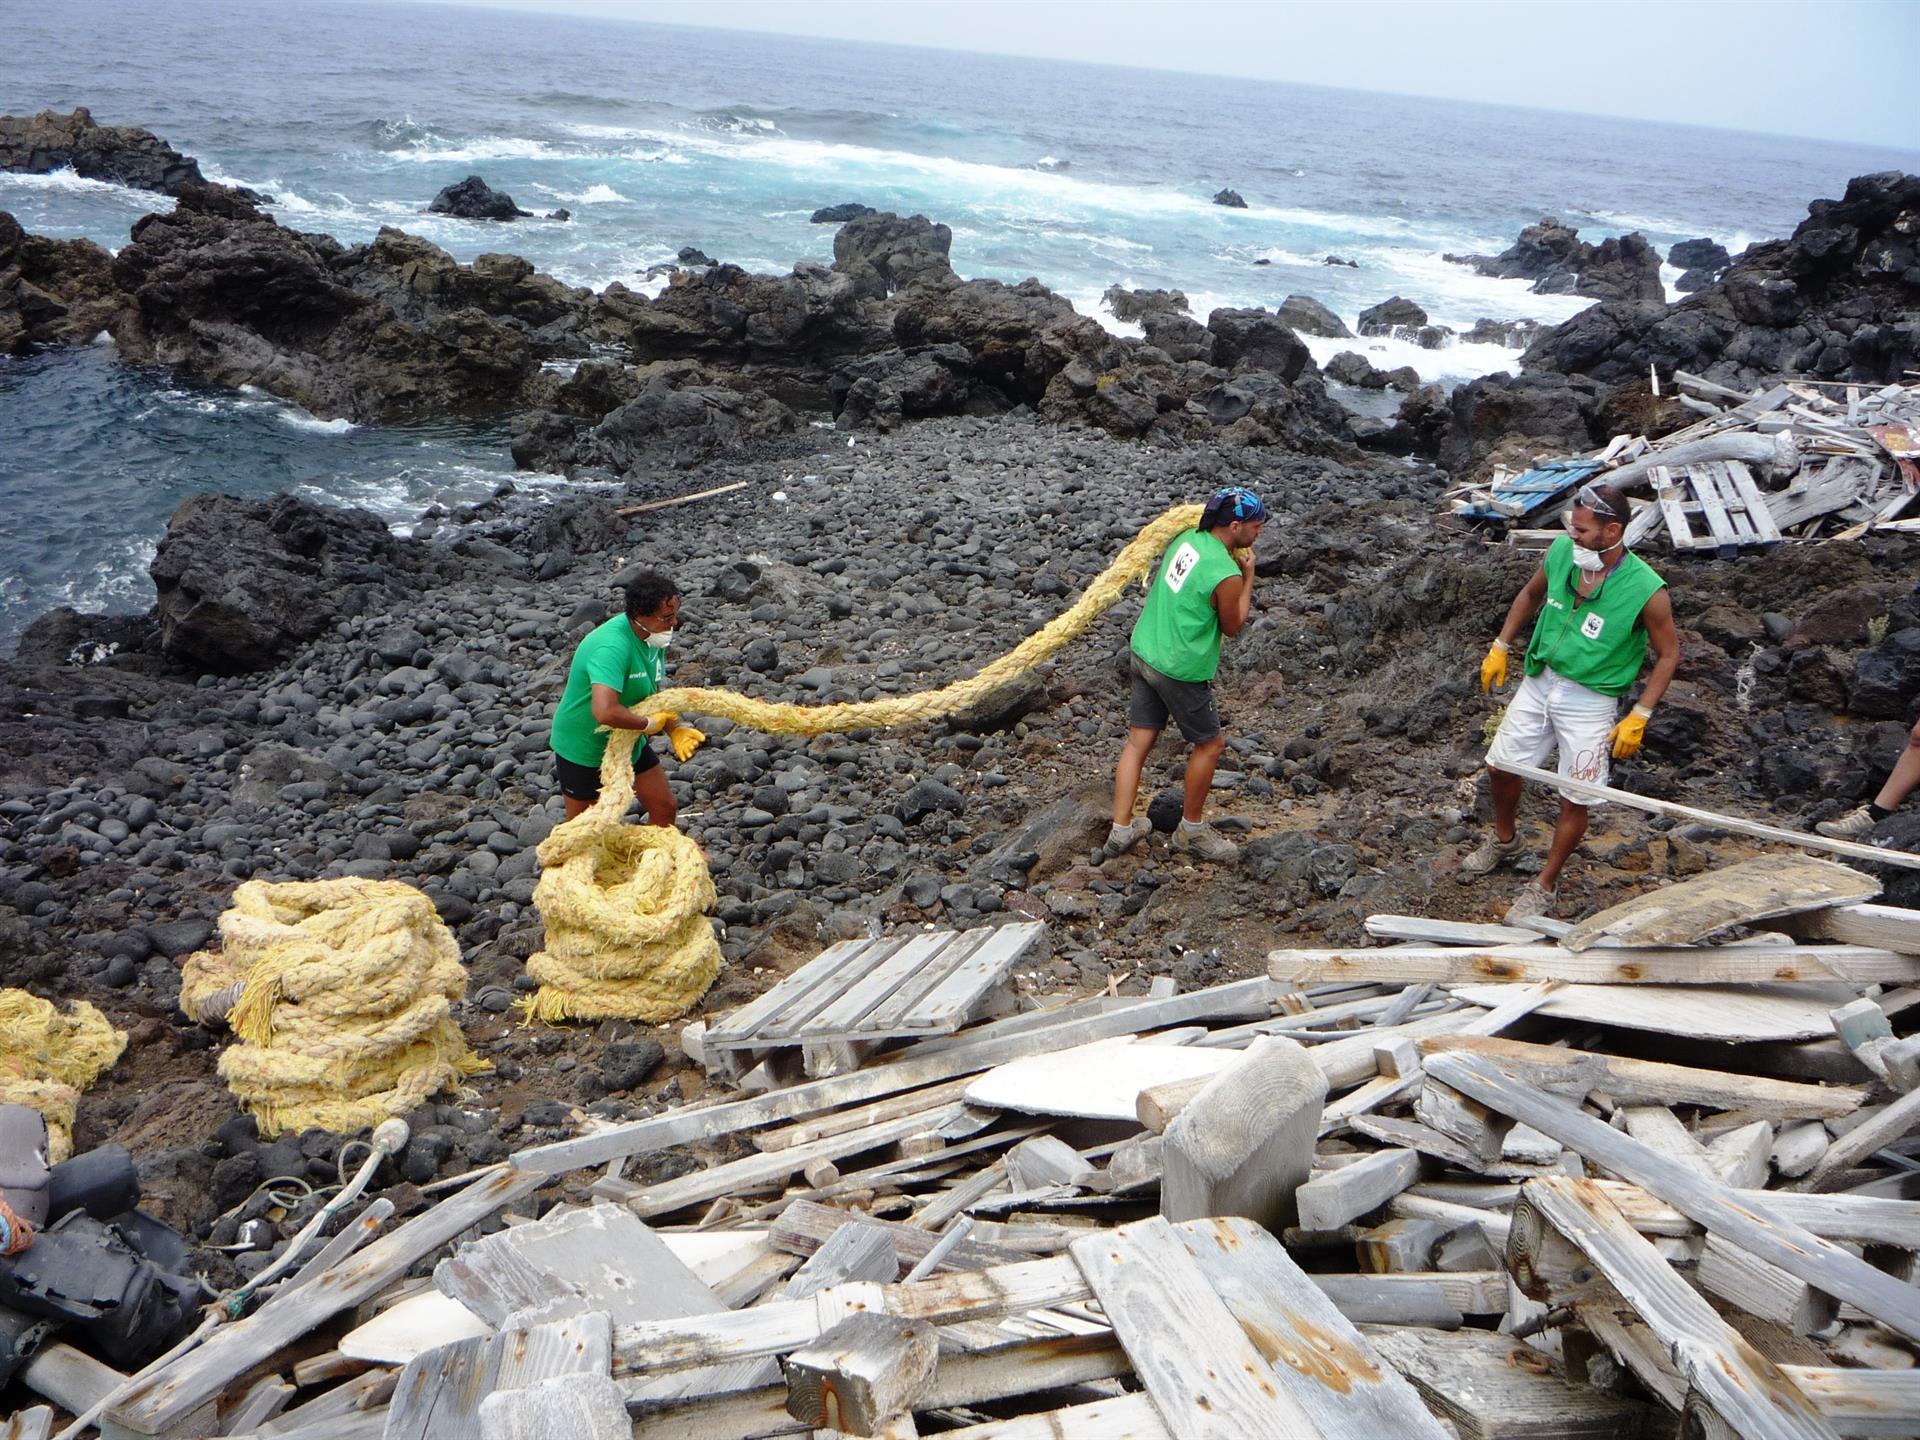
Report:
400,0,1917,151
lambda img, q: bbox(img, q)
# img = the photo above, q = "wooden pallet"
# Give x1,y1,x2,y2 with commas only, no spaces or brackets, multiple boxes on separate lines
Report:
704,923,1046,1079
1649,461,1782,551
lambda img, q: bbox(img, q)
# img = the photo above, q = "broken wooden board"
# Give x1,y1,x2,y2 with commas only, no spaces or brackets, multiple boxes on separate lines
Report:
384,1311,610,1440
1364,1325,1653,1439
704,923,1045,1064
1270,944,1919,987
1162,1035,1324,1232
1561,856,1879,952
340,1289,494,1365
1448,982,1851,1042
966,1035,1234,1121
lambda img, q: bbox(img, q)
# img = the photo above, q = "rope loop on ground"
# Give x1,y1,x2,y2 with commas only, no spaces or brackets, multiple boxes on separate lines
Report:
0,989,127,1162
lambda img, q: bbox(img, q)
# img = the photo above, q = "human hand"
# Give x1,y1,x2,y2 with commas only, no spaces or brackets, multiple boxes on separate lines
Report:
1610,706,1651,759
641,711,679,737
1479,641,1509,693
667,723,706,762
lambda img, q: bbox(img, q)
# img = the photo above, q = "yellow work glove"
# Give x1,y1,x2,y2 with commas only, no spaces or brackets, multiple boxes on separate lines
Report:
1610,706,1652,760
1479,640,1509,693
640,711,679,737
667,723,706,762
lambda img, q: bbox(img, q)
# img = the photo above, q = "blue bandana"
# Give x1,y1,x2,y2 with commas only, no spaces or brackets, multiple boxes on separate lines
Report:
1204,486,1266,525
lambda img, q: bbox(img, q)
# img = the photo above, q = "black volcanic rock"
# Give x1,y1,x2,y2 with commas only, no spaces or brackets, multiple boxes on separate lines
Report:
0,210,124,352
1212,188,1248,209
427,175,532,221
0,107,210,196
1448,217,1663,303
149,494,431,673
810,202,877,224
1669,237,1732,273
1276,295,1350,338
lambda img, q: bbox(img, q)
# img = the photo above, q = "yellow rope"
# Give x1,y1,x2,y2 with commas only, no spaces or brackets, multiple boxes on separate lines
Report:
0,990,127,1162
180,878,487,1137
521,502,1214,1023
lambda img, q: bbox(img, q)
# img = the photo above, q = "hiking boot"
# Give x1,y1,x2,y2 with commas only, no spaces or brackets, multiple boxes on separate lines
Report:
1172,822,1240,865
1815,805,1877,840
1458,831,1523,880
1101,817,1153,861
1505,879,1557,923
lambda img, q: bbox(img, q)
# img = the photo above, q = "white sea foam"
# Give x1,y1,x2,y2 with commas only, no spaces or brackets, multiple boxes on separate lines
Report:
0,166,154,200
1300,331,1523,386
532,182,629,204
379,135,575,164
1062,286,1145,338
1368,249,1592,331
277,412,356,434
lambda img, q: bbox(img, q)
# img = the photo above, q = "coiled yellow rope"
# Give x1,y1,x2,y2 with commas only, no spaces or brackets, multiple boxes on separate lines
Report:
0,990,126,1163
521,502,1211,1022
180,879,487,1137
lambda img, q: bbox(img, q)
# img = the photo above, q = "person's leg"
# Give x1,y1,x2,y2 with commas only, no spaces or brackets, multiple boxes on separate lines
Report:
1538,799,1590,889
1488,767,1522,842
1112,726,1162,825
632,764,678,827
1183,733,1226,822
563,794,592,821
1875,718,1920,812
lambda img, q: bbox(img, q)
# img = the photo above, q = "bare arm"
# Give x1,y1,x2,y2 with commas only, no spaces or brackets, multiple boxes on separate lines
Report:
1634,589,1681,711
1494,566,1549,649
589,683,654,732
1211,554,1256,637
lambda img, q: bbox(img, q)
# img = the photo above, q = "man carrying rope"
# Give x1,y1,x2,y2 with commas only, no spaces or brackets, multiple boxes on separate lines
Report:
1105,486,1267,866
1464,481,1680,920
549,572,703,826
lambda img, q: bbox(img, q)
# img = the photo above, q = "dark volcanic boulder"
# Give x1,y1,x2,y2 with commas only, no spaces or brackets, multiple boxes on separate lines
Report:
810,202,877,224
894,276,1108,405
830,345,972,431
831,213,956,299
1206,308,1313,383
1103,286,1189,323
1462,317,1548,348
1356,296,1429,337
1212,189,1248,209
1276,294,1350,338
1575,233,1665,304
676,246,718,268
0,107,208,196
0,210,124,352
577,363,797,470
1324,351,1385,388
427,175,531,221
109,187,553,422
1440,371,1607,475
1850,627,1920,719
149,494,428,673
1669,237,1732,273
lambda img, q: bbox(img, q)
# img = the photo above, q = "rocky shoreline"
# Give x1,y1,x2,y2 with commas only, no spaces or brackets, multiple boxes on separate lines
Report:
2,115,1919,1289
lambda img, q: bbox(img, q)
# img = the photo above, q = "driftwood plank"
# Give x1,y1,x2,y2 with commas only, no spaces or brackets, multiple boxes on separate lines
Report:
1269,943,1918,986
516,979,1285,1174
477,1373,630,1440
1426,1051,1920,1342
1069,1218,1325,1439
1561,857,1878,952
1783,903,1920,955
1177,1215,1453,1438
783,1313,939,1435
1418,1033,1863,1120
1365,1325,1652,1439
111,1166,545,1436
1446,982,1844,1042
384,1311,610,1440
1510,1177,1840,1439
1296,1149,1423,1231
1161,1035,1325,1231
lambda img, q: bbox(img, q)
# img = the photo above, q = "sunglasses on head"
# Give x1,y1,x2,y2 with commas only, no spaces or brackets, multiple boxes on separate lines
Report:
1573,483,1620,520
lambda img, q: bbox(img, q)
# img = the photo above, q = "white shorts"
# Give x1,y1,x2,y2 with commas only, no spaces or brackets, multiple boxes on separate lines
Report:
1485,669,1618,806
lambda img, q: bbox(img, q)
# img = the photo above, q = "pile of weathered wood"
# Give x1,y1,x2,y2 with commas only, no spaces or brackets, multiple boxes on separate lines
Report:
9,857,1920,1440
1452,374,1920,550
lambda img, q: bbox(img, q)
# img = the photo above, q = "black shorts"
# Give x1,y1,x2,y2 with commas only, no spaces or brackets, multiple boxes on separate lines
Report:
1127,654,1222,744
554,745,657,802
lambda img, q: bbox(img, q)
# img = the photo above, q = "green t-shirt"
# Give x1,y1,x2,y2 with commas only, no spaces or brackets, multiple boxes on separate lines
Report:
1130,528,1241,683
1523,536,1667,697
549,615,664,767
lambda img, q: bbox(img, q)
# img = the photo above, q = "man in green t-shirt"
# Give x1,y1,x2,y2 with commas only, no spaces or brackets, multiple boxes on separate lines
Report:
549,571,702,825
1466,481,1680,920
1106,486,1266,866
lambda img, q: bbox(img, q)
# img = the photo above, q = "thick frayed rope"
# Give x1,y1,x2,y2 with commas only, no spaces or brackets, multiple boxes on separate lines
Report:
524,738,723,1023
0,990,126,1163
180,878,487,1137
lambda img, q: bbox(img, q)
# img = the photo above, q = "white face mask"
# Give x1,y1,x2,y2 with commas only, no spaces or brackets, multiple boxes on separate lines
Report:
1570,544,1608,573
645,628,673,651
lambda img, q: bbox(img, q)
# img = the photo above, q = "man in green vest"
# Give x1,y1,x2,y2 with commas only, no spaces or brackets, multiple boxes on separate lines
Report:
548,571,704,826
1465,481,1680,920
1105,486,1266,865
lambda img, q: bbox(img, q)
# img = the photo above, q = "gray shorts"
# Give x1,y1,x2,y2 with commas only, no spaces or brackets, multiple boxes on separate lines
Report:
1128,654,1221,743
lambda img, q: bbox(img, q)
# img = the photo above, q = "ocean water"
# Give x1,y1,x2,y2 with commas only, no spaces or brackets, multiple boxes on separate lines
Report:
3,0,1916,653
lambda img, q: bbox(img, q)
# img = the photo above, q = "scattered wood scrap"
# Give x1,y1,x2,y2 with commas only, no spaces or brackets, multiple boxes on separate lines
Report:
19,872,1919,1440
